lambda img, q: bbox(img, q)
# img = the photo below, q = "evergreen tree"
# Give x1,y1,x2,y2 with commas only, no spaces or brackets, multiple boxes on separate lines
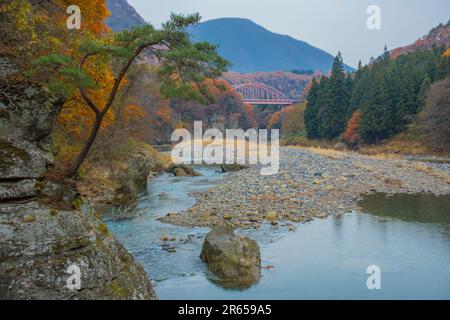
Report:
317,52,351,139
417,75,431,111
360,73,394,143
303,42,448,145
304,77,322,138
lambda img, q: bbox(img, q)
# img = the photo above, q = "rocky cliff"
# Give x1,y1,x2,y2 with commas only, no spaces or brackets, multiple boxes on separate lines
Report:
0,57,155,300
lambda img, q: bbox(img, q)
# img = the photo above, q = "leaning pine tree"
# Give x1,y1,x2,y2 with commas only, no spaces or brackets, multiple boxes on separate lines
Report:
32,13,229,179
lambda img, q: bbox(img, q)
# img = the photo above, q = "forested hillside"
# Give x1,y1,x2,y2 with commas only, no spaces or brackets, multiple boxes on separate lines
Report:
304,45,449,149
391,20,450,59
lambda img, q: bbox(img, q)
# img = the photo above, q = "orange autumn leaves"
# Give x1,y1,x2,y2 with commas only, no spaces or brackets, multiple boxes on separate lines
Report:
444,48,450,57
343,111,362,147
53,0,146,156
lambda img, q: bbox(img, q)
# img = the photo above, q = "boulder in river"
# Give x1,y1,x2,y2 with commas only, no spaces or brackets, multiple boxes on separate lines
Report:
166,164,202,177
200,224,261,288
220,164,249,173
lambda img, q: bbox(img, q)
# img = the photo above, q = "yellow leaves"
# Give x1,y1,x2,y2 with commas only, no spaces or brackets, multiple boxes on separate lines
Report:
155,104,173,124
123,104,147,123
444,48,450,57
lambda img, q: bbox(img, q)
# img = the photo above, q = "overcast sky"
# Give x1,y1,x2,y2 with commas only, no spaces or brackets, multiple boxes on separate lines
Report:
128,0,449,68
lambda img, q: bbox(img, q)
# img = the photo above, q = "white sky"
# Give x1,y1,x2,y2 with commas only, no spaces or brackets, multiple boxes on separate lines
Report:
128,0,450,68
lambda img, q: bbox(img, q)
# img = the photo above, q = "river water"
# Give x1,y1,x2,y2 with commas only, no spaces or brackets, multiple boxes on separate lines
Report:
107,166,450,300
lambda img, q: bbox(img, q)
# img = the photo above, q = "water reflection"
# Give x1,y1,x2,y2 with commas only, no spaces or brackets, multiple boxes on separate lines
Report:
358,193,450,237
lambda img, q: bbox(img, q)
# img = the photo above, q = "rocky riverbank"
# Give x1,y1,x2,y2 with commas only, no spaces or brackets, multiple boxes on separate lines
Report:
160,147,450,229
0,58,156,300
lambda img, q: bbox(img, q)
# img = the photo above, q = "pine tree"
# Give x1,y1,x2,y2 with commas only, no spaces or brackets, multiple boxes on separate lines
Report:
397,69,418,126
359,72,394,143
319,52,351,139
417,75,431,111
32,13,229,178
304,77,322,138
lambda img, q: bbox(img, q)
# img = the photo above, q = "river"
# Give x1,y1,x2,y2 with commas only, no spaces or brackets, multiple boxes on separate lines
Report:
106,166,450,300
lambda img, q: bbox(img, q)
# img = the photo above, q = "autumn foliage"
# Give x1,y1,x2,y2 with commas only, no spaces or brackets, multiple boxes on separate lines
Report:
343,111,362,147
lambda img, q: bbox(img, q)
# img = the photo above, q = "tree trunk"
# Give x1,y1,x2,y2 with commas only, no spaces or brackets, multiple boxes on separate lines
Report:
65,114,103,178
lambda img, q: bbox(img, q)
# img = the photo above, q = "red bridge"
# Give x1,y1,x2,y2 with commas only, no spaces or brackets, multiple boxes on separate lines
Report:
233,83,298,107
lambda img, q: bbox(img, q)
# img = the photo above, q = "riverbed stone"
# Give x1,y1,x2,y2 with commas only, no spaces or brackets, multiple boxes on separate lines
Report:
221,164,249,172
166,164,202,177
200,224,261,288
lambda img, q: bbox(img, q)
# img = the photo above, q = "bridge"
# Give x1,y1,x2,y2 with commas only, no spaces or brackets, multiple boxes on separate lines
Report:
233,83,298,107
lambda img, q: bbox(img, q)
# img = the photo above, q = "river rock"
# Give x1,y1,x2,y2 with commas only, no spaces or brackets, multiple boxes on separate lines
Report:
125,148,157,188
112,145,158,207
221,164,249,173
200,224,261,288
166,164,201,177
265,211,277,222
113,179,138,207
333,143,347,151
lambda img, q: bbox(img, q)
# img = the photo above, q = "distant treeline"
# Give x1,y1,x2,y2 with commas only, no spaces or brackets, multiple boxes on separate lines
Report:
304,46,450,144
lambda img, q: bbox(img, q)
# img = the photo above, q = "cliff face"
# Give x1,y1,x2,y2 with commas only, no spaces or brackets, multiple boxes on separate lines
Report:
0,57,155,300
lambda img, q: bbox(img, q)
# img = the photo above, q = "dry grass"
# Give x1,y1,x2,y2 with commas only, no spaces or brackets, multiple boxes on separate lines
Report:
171,138,274,164
413,163,450,184
299,147,346,159
360,153,404,160
359,131,432,156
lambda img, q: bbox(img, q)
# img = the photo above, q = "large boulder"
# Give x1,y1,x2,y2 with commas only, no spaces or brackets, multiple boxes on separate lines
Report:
125,147,157,188
113,178,138,207
113,146,157,207
0,201,155,300
0,61,156,299
200,224,261,288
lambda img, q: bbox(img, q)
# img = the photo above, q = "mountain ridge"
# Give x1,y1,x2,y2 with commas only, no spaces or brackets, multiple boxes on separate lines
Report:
391,20,450,59
187,17,353,73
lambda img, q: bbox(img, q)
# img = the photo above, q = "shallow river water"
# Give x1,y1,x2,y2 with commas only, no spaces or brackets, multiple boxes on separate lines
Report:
107,167,450,300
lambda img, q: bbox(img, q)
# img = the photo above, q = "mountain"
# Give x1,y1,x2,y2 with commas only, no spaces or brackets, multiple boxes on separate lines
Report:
391,20,450,59
105,0,146,31
188,18,351,73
